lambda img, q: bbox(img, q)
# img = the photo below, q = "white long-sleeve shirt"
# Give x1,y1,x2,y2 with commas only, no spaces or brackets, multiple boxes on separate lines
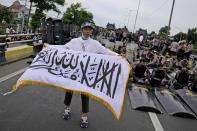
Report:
64,37,118,55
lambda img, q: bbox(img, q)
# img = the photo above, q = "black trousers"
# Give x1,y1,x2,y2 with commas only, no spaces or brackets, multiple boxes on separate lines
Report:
150,79,161,87
64,91,89,113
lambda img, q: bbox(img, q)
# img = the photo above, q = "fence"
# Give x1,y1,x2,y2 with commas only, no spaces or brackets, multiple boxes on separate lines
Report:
0,33,42,65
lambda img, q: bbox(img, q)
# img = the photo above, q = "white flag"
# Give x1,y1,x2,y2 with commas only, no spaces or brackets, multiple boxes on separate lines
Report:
13,45,131,120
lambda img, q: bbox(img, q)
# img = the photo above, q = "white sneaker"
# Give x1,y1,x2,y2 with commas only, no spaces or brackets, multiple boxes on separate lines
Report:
80,116,88,128
62,109,71,120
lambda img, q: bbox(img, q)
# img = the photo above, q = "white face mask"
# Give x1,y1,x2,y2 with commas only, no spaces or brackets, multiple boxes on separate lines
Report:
82,33,89,40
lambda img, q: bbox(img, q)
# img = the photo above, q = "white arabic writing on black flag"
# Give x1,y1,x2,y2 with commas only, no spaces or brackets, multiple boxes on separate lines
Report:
13,45,131,120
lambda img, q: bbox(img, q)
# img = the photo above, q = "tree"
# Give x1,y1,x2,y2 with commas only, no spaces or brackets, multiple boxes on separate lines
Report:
19,17,28,26
62,3,94,25
0,5,13,24
187,28,197,43
158,26,169,38
173,32,187,42
30,9,45,30
30,0,65,13
27,0,65,30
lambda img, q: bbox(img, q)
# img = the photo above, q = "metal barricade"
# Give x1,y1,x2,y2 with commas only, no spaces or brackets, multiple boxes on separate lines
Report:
0,33,41,47
0,33,41,64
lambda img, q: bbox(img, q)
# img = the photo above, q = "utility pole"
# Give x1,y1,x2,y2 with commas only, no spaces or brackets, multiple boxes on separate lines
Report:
167,0,176,38
133,0,141,33
127,10,132,29
21,0,28,33
27,0,33,30
126,10,136,31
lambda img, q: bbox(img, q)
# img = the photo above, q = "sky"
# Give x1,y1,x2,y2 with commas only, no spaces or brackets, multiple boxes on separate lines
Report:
1,0,197,35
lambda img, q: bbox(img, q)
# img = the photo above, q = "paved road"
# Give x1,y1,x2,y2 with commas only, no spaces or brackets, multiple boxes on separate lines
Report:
0,58,197,131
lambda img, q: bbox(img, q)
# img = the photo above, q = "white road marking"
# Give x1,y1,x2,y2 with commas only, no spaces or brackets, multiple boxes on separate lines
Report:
149,112,164,131
0,67,28,96
0,90,17,96
0,67,28,83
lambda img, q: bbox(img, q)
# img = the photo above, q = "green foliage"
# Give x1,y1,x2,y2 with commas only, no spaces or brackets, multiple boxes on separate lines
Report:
30,0,65,13
158,26,169,38
187,28,197,44
18,17,28,26
30,9,45,29
194,42,197,49
29,0,65,30
0,5,13,24
62,3,94,26
173,32,187,42
0,28,6,34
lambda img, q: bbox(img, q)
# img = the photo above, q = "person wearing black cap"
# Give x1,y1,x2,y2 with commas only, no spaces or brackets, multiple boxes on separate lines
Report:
62,22,118,128
173,66,190,89
150,64,168,88
130,59,149,84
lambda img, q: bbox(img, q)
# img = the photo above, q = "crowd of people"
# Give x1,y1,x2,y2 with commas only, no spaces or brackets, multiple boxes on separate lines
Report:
5,26,16,34
120,36,196,92
5,21,194,128
96,29,197,92
0,26,39,43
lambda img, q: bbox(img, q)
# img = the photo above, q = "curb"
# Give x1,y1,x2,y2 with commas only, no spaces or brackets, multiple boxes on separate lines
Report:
0,45,34,65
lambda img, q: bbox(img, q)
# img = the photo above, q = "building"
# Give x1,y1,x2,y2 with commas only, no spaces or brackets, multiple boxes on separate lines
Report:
0,0,31,33
9,0,29,22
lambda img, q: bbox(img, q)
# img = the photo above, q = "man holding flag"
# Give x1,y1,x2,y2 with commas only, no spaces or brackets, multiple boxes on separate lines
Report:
62,21,118,128
13,21,130,128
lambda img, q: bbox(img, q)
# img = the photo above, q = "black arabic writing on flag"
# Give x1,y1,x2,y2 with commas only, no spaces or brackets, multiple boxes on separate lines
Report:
13,45,131,120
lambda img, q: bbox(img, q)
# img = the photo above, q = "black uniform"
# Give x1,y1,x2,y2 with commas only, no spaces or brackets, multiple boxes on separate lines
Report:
132,64,147,82
150,69,166,87
174,70,190,89
189,72,197,92
177,47,185,61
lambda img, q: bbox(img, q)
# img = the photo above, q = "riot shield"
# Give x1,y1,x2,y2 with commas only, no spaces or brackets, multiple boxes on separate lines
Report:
127,83,162,114
176,89,197,116
126,42,138,66
154,88,196,119
105,41,115,51
115,41,123,50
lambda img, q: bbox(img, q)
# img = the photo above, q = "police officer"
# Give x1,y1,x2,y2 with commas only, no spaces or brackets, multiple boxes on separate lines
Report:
62,22,118,128
130,59,149,84
150,64,169,88
174,66,190,89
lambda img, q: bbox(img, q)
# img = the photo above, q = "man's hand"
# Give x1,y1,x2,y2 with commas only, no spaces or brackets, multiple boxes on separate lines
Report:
130,77,134,82
165,85,169,89
161,80,165,86
42,43,49,49
118,53,126,58
145,79,149,84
